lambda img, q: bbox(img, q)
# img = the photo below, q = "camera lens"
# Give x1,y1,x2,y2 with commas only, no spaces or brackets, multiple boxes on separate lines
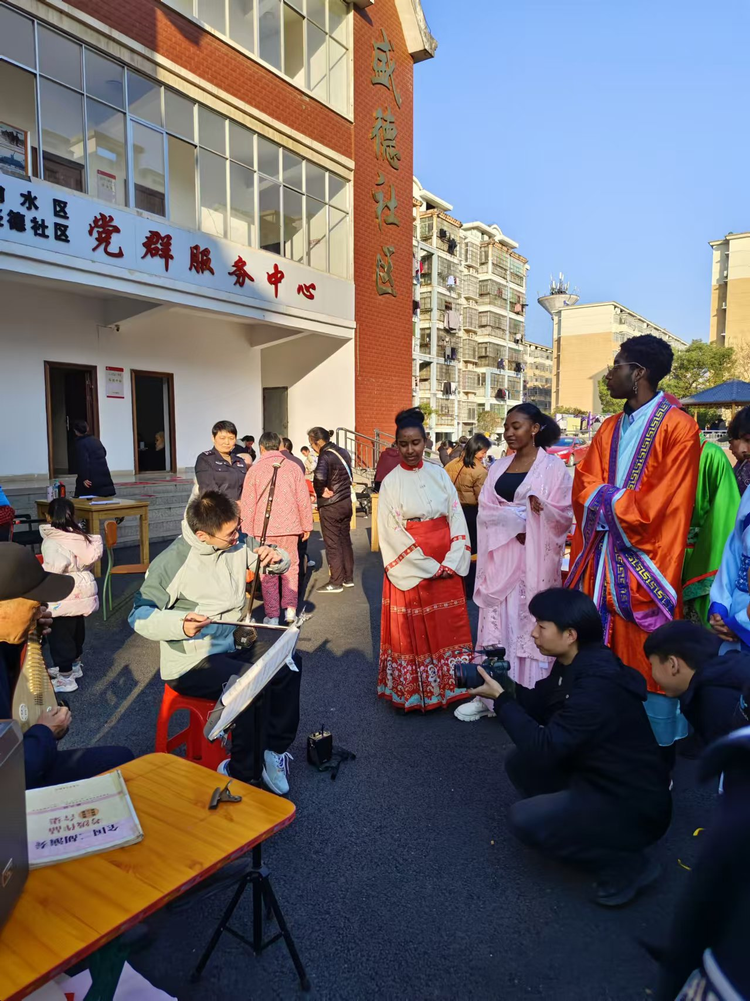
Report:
453,660,481,690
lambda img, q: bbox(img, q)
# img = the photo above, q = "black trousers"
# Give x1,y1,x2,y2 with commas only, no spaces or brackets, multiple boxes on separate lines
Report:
170,645,302,784
48,616,85,672
318,499,354,585
31,746,135,790
505,750,670,873
462,503,478,599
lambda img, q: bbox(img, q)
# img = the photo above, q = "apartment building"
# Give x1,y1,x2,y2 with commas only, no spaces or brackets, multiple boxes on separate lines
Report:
412,177,529,440
550,301,686,414
0,0,435,478
709,231,750,349
524,341,553,411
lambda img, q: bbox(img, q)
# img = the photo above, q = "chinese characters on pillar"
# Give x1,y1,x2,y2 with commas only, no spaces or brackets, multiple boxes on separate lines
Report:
371,28,401,297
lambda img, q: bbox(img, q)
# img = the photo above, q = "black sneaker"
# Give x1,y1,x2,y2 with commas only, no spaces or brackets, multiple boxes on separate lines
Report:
594,856,661,908
317,583,344,594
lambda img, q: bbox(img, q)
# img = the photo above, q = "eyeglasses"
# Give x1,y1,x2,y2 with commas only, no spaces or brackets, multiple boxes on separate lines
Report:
206,525,240,544
606,361,644,375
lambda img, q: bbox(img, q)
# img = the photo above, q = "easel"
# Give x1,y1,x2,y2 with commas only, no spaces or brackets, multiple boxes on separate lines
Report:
191,687,310,990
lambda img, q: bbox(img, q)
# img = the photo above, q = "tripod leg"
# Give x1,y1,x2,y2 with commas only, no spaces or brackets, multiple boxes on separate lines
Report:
261,879,311,991
191,875,249,982
252,870,263,953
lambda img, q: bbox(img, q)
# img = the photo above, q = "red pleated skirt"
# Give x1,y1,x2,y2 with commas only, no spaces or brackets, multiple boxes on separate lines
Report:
378,516,473,712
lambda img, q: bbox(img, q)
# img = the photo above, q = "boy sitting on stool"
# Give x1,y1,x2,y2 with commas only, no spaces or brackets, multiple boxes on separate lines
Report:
129,491,299,795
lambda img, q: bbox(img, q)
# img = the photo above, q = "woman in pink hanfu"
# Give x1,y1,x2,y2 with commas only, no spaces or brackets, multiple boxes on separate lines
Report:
455,403,573,722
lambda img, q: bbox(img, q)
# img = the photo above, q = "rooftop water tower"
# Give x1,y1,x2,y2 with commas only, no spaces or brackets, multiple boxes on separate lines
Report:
537,273,579,316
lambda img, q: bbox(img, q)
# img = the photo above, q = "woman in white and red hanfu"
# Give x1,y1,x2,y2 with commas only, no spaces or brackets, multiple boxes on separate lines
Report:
377,408,473,712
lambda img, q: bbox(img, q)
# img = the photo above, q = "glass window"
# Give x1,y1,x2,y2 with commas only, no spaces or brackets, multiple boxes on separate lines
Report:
198,106,226,154
258,0,281,71
306,162,325,201
283,4,304,87
197,0,226,33
328,172,347,211
128,71,162,126
165,90,195,140
229,122,254,167
38,27,82,90
168,135,197,228
131,120,165,215
283,150,303,190
40,79,85,192
199,148,227,237
329,38,347,115
329,206,348,278
229,0,255,53
257,136,280,178
283,186,304,262
0,6,36,68
230,160,255,245
169,0,194,15
86,99,127,206
259,175,281,254
308,0,326,29
85,51,124,108
306,21,326,100
329,0,347,44
307,196,327,271
0,62,38,174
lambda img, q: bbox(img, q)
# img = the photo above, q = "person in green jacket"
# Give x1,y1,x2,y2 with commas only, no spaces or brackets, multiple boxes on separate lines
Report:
683,435,740,624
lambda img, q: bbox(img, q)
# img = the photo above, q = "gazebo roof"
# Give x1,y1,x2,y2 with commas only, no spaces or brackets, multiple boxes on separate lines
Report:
680,379,750,406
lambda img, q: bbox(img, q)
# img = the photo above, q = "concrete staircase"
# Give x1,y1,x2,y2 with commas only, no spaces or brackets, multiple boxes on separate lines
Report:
4,476,195,548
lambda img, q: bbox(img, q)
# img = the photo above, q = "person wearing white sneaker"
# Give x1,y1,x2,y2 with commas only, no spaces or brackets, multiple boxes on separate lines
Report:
263,750,292,795
454,696,496,722
130,491,301,788
40,498,104,694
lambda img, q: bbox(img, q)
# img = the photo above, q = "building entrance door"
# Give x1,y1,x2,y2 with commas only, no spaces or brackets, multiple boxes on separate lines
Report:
44,362,99,477
131,370,176,474
263,387,289,439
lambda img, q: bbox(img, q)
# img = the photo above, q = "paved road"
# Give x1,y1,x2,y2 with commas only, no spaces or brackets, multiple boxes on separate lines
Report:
68,523,713,1000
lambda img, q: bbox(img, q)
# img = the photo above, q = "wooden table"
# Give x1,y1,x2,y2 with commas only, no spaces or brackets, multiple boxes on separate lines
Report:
35,497,150,577
0,753,296,1001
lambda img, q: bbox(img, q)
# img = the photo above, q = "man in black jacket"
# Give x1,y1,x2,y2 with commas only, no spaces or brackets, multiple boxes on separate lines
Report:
308,427,354,594
468,587,672,907
644,621,750,747
0,543,133,787
73,420,115,497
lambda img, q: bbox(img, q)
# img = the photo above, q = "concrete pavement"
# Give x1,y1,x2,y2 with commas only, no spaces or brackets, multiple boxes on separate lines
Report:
66,521,714,1000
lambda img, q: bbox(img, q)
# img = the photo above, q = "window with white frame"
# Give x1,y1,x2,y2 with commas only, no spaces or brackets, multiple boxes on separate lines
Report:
0,4,351,278
166,0,350,115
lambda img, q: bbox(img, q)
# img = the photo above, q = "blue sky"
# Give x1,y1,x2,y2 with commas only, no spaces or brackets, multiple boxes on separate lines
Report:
413,0,750,347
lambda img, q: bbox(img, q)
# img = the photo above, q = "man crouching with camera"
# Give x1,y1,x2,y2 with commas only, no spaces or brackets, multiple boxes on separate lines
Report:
129,491,300,795
465,587,672,907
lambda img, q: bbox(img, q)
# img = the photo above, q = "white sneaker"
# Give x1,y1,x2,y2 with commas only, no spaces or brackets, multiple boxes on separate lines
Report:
284,608,297,625
454,696,496,722
306,559,316,569
263,616,280,625
52,674,78,693
71,660,83,679
263,750,292,795
217,759,231,776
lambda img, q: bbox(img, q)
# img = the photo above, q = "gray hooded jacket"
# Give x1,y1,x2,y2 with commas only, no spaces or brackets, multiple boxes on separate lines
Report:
129,519,290,680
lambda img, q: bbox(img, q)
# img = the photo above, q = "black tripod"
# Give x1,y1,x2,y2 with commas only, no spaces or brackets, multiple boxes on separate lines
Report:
191,690,310,990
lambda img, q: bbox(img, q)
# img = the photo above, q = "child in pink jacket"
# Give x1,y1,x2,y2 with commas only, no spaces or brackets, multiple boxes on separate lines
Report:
41,498,103,693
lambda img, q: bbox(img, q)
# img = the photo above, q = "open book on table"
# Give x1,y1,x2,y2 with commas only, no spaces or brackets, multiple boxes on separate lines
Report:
26,769,143,868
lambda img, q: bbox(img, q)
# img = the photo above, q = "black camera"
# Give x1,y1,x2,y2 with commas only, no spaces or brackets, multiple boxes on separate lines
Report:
453,646,512,691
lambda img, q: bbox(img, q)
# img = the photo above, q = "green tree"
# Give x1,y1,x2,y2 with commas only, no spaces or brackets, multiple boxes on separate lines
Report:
417,401,437,422
597,378,620,414
476,408,503,435
662,340,734,400
556,405,588,417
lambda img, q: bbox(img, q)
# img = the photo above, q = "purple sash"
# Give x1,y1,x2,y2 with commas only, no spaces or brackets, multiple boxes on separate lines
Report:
566,398,676,629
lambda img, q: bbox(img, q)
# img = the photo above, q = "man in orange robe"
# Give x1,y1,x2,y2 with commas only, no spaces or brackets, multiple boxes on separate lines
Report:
567,335,700,746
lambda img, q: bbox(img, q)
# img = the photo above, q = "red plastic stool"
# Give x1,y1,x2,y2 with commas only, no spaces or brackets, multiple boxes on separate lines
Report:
155,685,229,770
